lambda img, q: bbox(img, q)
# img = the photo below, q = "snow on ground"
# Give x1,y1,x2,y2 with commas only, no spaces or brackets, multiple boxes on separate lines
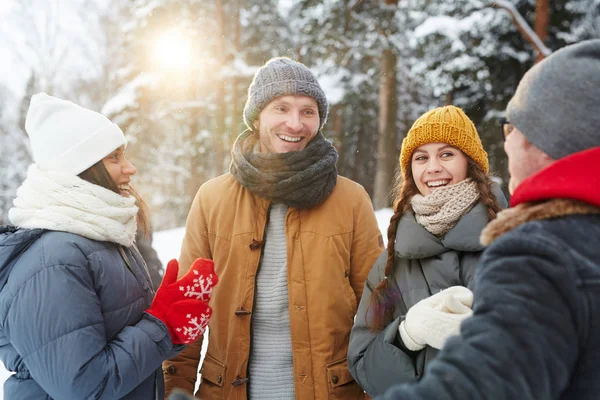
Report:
0,208,393,396
0,368,9,398
153,226,186,265
375,208,394,245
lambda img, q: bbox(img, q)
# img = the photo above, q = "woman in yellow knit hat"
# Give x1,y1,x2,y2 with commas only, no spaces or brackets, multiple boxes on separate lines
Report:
347,105,507,397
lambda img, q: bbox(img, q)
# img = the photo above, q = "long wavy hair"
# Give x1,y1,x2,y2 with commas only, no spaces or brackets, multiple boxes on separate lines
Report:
367,156,503,331
78,161,150,238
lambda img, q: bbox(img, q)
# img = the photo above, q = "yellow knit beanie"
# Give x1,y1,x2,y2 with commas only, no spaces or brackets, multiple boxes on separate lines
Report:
400,105,488,178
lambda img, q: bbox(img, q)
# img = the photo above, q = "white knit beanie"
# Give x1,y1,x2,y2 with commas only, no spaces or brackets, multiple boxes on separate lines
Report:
25,93,127,176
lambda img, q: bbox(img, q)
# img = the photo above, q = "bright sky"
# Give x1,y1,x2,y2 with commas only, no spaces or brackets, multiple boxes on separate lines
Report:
278,0,294,16
0,0,25,98
0,1,13,18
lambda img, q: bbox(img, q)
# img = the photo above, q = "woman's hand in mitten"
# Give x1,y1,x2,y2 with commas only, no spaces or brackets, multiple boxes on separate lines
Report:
146,258,218,344
399,286,473,351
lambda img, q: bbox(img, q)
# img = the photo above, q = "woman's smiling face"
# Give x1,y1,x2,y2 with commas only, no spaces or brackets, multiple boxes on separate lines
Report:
411,142,469,196
102,146,137,197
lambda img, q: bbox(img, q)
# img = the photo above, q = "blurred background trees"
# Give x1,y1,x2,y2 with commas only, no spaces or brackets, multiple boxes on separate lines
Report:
1,0,599,226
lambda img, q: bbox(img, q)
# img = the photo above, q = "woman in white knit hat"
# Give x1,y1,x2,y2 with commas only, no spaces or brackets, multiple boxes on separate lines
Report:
348,105,507,397
0,93,218,399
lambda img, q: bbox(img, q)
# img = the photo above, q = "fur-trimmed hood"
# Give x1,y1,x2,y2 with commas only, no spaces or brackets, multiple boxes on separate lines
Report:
482,147,600,245
481,199,600,245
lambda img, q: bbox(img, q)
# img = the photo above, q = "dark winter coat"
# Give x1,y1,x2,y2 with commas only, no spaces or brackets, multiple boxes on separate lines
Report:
376,147,600,400
0,227,182,399
348,184,506,397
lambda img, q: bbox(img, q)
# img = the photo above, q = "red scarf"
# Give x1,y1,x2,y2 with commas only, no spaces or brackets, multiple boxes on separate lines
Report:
510,147,600,208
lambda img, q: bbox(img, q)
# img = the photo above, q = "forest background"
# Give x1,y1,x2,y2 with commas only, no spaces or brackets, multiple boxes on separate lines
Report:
1,0,599,229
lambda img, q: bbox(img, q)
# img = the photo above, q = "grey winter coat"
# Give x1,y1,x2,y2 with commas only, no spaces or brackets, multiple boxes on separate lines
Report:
0,226,183,399
348,188,506,397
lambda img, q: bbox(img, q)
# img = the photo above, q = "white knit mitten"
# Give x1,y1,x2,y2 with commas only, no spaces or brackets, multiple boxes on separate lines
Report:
399,286,473,351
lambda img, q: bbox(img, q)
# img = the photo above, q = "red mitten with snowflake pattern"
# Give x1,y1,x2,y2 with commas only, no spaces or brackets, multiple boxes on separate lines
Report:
146,258,218,344
163,299,212,344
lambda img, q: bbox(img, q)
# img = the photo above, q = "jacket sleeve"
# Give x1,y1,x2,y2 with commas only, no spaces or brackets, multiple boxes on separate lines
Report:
348,251,422,397
350,186,385,302
164,186,212,397
376,226,580,400
6,251,181,399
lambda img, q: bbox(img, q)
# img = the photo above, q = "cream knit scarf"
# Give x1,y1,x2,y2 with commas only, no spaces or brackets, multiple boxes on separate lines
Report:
411,178,480,237
9,164,138,246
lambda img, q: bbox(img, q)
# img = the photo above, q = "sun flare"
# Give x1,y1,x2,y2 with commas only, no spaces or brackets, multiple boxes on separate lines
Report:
151,29,193,71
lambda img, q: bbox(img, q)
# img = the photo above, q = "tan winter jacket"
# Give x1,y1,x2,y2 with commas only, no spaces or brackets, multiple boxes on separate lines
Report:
163,173,383,399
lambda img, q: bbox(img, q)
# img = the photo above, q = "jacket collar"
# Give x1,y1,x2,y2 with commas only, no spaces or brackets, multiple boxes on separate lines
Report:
482,147,600,245
395,183,507,259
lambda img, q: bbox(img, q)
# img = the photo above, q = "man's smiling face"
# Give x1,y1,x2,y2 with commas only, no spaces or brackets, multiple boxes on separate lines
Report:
255,95,320,154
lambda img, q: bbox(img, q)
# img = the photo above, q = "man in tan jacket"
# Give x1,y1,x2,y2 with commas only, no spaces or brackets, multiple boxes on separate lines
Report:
163,57,383,399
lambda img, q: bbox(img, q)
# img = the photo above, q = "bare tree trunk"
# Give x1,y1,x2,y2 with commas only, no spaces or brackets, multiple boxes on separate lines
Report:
354,124,370,193
229,0,242,150
445,91,454,106
188,114,204,202
329,104,345,167
214,0,228,174
373,47,398,209
534,0,549,62
488,1,552,58
344,0,351,32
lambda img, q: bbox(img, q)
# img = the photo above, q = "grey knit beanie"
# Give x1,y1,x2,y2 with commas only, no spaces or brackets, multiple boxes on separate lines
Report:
506,39,600,159
243,57,329,131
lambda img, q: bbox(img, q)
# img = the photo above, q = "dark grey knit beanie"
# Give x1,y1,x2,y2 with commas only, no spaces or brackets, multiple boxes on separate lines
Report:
243,57,329,131
506,39,600,159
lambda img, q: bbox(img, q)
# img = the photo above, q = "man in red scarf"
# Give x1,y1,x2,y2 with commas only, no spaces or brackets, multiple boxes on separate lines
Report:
378,39,600,400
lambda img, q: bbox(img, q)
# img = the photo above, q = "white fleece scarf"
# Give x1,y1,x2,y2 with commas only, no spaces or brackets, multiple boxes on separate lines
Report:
9,164,138,246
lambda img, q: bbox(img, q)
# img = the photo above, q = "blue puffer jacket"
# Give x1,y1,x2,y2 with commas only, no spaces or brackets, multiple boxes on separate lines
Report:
0,226,182,399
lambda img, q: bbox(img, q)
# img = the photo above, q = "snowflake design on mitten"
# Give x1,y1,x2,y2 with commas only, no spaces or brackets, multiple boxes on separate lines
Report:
179,270,215,302
175,310,211,342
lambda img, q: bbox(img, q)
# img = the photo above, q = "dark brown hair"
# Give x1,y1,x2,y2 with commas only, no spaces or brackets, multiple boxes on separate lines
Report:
367,156,503,331
78,160,150,238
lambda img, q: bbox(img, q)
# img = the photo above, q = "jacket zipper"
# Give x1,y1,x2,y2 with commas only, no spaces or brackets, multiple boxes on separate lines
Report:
131,244,156,294
130,245,161,399
244,203,272,394
118,245,160,398
118,245,155,293
118,245,134,274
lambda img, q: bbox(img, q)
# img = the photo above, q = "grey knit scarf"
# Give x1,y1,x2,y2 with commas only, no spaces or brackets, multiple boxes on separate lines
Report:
230,129,338,209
